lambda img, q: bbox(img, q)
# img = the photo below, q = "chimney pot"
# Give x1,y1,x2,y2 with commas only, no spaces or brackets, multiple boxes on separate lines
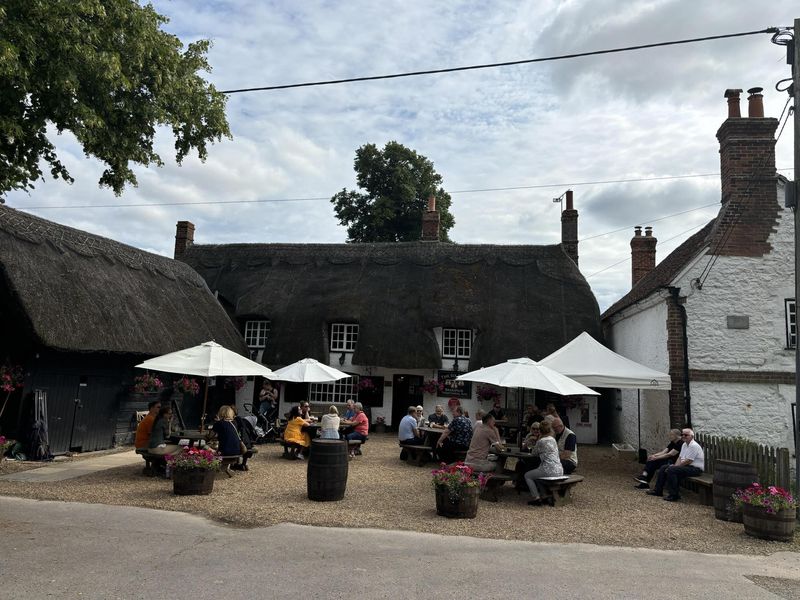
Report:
724,88,742,118
747,87,764,118
634,225,642,237
645,226,653,237
631,226,656,287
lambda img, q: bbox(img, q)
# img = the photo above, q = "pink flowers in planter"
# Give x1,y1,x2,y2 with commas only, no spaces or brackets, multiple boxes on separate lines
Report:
165,447,221,471
1,364,24,394
133,372,163,393
733,482,797,514
174,375,200,396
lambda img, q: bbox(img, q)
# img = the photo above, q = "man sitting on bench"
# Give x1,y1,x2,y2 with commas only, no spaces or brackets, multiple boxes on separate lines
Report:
553,418,577,474
647,428,704,502
634,429,682,489
399,406,426,446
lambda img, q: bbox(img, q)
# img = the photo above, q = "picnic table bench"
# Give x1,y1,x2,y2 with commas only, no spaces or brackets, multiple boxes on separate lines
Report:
536,474,584,506
218,447,258,477
480,470,516,502
400,443,432,466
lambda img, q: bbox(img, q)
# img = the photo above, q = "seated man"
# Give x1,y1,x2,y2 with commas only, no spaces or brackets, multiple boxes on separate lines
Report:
464,413,502,472
427,404,449,428
634,429,682,489
552,417,577,474
398,405,427,446
343,399,357,421
436,406,473,463
524,404,543,428
648,428,704,502
345,402,370,457
134,400,160,450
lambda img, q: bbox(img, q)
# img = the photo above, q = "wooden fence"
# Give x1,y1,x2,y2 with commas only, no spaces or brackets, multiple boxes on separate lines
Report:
695,432,792,490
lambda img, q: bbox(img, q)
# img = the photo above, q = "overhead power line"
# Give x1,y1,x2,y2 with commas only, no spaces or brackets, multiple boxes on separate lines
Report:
220,28,778,94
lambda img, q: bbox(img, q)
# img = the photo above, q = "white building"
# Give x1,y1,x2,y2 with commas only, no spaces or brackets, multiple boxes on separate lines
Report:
602,88,796,454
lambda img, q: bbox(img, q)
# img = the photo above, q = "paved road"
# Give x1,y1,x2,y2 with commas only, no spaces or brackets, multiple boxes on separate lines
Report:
1,496,799,599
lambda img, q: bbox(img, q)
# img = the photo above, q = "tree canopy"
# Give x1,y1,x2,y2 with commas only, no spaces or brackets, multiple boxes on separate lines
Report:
0,0,230,201
331,141,455,242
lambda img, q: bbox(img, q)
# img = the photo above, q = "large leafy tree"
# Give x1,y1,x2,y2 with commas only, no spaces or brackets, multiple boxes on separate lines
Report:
331,141,455,242
0,0,230,200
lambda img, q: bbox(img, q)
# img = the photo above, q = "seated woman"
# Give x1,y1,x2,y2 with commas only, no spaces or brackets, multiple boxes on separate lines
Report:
283,405,311,459
320,405,341,439
211,405,246,469
147,406,180,456
523,420,564,507
427,405,449,428
515,422,542,486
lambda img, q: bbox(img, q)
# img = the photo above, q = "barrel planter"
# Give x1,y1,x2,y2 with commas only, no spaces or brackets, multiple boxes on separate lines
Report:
173,468,215,495
713,460,758,522
435,485,479,519
307,439,349,501
742,504,797,542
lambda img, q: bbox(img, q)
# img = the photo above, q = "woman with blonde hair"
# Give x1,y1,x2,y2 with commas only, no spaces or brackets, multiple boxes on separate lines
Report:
212,405,244,461
523,419,563,506
320,405,341,439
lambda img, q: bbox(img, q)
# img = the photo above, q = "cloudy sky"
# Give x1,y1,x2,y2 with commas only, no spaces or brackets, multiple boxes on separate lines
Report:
5,1,797,311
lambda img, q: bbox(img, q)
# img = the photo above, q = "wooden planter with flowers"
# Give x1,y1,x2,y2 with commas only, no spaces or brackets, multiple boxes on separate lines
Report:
431,462,490,519
733,483,797,542
167,447,221,496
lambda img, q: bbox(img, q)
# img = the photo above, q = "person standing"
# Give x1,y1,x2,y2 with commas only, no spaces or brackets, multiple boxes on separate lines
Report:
258,380,278,422
524,420,564,506
634,429,682,489
648,428,705,502
552,417,578,474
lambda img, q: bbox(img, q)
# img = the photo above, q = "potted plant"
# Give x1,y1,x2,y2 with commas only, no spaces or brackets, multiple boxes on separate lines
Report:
173,375,200,397
373,415,386,434
0,364,24,421
431,462,491,519
476,384,501,403
165,447,221,496
422,379,444,395
733,483,797,542
133,372,164,394
0,435,14,462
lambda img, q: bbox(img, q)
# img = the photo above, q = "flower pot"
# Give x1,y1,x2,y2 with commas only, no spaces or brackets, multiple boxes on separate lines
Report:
742,504,796,542
173,468,215,495
435,484,479,519
373,423,386,434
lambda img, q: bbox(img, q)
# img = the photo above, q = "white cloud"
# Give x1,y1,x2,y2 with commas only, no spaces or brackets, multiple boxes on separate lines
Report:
5,0,796,312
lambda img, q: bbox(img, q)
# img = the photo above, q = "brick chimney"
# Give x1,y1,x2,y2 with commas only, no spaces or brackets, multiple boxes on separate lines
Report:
560,190,578,266
421,195,440,242
174,220,195,259
631,226,656,287
713,86,778,256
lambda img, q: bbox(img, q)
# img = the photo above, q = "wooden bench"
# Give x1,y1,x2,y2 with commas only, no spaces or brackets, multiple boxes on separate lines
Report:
135,448,166,477
400,444,432,466
535,474,584,506
685,472,713,506
218,447,258,477
480,471,516,502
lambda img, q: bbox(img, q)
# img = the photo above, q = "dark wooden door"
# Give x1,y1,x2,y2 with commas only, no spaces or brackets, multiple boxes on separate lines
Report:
391,374,423,429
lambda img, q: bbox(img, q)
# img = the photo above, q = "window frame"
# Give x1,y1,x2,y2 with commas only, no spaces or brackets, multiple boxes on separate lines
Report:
785,298,796,349
244,320,270,349
309,375,357,404
330,323,359,352
442,328,472,359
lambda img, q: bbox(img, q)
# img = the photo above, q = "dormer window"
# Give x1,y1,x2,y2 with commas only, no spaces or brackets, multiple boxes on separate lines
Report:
443,328,471,358
244,320,270,348
331,323,359,352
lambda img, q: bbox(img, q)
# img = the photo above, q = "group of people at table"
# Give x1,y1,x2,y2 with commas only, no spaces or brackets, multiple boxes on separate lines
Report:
282,399,370,459
134,397,258,471
399,402,578,506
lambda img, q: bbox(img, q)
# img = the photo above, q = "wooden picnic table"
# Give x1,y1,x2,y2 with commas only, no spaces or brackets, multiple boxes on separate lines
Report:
168,431,209,447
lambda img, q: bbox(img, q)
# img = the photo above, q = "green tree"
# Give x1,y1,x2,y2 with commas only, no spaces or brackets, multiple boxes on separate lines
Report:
331,141,455,242
0,0,230,200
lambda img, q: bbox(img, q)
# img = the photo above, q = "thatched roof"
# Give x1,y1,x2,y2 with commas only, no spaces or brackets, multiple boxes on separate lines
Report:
183,241,601,369
0,206,246,356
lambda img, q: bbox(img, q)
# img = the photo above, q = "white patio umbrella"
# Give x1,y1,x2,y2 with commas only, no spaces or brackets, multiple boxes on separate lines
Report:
136,341,276,431
271,358,351,383
457,357,599,443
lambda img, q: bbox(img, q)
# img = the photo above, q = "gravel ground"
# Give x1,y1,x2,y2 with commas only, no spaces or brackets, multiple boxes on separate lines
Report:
0,434,797,555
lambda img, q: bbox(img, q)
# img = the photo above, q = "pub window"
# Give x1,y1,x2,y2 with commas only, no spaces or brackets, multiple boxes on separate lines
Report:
786,299,796,349
310,375,357,404
443,328,471,358
331,323,359,352
244,320,270,348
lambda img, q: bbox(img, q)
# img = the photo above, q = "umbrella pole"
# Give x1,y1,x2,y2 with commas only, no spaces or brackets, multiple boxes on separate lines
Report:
518,387,525,447
200,379,209,433
637,389,641,460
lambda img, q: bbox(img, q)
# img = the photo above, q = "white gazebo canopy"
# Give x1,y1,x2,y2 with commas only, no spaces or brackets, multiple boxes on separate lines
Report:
539,332,671,390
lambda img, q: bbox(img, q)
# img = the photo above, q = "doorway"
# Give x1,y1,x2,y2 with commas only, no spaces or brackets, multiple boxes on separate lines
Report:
391,374,423,429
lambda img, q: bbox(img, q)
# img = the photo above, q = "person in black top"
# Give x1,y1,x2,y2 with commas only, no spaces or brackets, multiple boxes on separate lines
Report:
633,429,683,489
524,404,542,428
488,401,504,421
427,404,449,428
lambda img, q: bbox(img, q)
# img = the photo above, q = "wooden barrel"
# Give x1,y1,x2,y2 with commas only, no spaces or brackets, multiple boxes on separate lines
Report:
713,460,758,522
307,439,349,501
173,468,215,495
742,505,797,542
435,484,479,518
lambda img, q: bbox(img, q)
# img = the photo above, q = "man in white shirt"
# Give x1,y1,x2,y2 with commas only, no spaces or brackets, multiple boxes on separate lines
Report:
647,428,705,502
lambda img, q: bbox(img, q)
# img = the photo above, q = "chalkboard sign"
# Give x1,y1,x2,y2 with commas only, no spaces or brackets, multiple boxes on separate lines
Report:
437,370,471,399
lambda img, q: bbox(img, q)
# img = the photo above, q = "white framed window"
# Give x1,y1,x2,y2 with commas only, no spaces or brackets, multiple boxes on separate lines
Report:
310,375,357,404
331,323,359,352
785,299,796,349
442,328,472,358
244,320,270,348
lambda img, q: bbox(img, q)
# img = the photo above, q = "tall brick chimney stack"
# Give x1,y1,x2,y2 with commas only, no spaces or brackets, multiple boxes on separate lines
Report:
174,220,195,259
714,86,778,256
560,190,578,266
630,225,657,287
421,195,440,242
